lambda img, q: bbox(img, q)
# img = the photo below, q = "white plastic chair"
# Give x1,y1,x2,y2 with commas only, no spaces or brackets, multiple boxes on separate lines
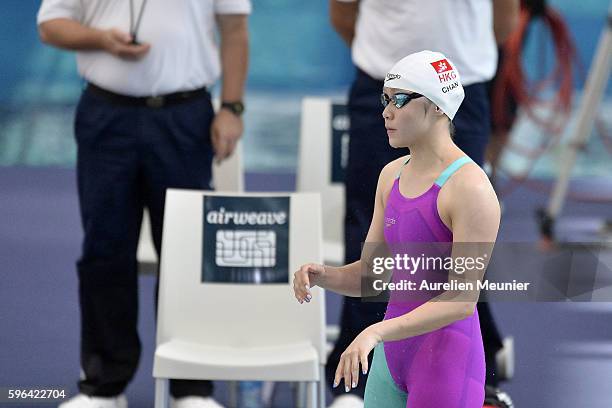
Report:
211,141,245,192
297,97,347,265
153,189,327,408
137,143,244,269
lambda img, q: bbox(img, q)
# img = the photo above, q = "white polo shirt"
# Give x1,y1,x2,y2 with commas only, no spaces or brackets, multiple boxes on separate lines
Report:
342,0,497,86
38,0,251,96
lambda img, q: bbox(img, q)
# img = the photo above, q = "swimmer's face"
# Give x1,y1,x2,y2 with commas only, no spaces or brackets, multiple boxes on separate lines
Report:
381,87,434,147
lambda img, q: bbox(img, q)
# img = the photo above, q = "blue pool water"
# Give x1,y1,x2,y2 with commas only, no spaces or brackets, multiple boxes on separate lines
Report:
0,0,610,177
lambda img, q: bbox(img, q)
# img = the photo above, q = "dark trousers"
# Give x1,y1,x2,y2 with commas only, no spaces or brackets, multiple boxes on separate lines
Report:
327,69,504,398
75,87,215,397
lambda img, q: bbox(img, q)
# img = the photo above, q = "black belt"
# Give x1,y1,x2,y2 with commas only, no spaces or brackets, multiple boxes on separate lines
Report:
86,83,209,108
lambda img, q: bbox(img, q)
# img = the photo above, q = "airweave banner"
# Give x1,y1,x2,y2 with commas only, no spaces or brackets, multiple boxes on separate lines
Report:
202,196,290,284
330,103,349,183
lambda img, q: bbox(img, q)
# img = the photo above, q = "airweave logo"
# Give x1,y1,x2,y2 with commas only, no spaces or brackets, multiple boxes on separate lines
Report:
216,230,276,268
202,196,290,284
206,207,287,225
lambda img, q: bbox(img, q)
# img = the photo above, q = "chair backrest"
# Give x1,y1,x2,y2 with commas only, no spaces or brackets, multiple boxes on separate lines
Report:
156,189,326,362
212,141,244,192
137,143,244,265
297,97,347,264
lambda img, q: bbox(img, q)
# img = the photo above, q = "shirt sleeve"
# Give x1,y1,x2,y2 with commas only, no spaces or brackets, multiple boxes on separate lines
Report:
214,0,252,15
37,0,83,25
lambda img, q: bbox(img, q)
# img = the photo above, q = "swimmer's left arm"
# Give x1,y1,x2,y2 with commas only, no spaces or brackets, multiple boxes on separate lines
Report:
369,169,501,342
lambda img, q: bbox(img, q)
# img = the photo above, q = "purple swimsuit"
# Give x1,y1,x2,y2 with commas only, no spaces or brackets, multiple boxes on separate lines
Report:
364,156,486,408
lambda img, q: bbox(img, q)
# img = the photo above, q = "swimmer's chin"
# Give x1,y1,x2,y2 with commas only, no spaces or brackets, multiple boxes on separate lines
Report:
388,139,407,149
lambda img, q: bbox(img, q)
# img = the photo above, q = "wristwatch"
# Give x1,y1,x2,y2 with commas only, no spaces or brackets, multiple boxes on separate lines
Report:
221,101,245,116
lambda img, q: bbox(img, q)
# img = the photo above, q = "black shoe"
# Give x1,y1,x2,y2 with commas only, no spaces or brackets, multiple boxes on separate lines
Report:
484,385,514,408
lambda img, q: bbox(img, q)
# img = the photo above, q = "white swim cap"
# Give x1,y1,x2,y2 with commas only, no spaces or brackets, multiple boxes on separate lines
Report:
384,50,465,120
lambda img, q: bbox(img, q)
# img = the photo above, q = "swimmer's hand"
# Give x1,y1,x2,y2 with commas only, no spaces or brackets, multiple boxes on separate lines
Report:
292,263,325,304
334,327,382,393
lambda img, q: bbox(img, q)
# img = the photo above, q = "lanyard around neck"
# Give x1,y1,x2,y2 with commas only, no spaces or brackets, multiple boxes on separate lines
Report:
129,0,148,44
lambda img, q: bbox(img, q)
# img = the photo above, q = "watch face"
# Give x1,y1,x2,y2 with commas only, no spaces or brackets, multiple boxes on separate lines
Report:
223,102,244,115
233,102,244,114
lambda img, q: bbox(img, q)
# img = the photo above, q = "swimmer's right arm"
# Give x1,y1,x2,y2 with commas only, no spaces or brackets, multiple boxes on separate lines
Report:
293,160,399,303
38,19,150,58
293,261,362,303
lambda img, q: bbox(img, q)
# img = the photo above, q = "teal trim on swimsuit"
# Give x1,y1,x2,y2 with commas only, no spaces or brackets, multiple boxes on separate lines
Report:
434,156,473,187
364,343,408,408
395,157,411,179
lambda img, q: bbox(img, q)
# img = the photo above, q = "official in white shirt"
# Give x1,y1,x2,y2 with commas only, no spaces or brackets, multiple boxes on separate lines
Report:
37,1,250,407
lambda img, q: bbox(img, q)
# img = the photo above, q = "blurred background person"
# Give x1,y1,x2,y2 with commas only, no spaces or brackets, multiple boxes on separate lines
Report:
327,0,519,406
36,0,250,407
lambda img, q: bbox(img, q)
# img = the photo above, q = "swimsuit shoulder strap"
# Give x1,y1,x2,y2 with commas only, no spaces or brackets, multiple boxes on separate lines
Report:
395,156,411,179
434,156,473,187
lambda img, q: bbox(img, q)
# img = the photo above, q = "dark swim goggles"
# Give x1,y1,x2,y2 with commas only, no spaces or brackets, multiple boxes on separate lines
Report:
380,92,424,109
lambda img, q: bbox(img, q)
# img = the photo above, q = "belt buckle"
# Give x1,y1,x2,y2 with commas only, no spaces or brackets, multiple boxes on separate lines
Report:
146,96,165,108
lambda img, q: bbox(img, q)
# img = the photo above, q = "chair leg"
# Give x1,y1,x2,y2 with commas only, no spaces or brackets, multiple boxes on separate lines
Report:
228,381,238,408
261,381,276,407
296,382,306,408
308,381,317,408
318,365,326,408
155,378,169,408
